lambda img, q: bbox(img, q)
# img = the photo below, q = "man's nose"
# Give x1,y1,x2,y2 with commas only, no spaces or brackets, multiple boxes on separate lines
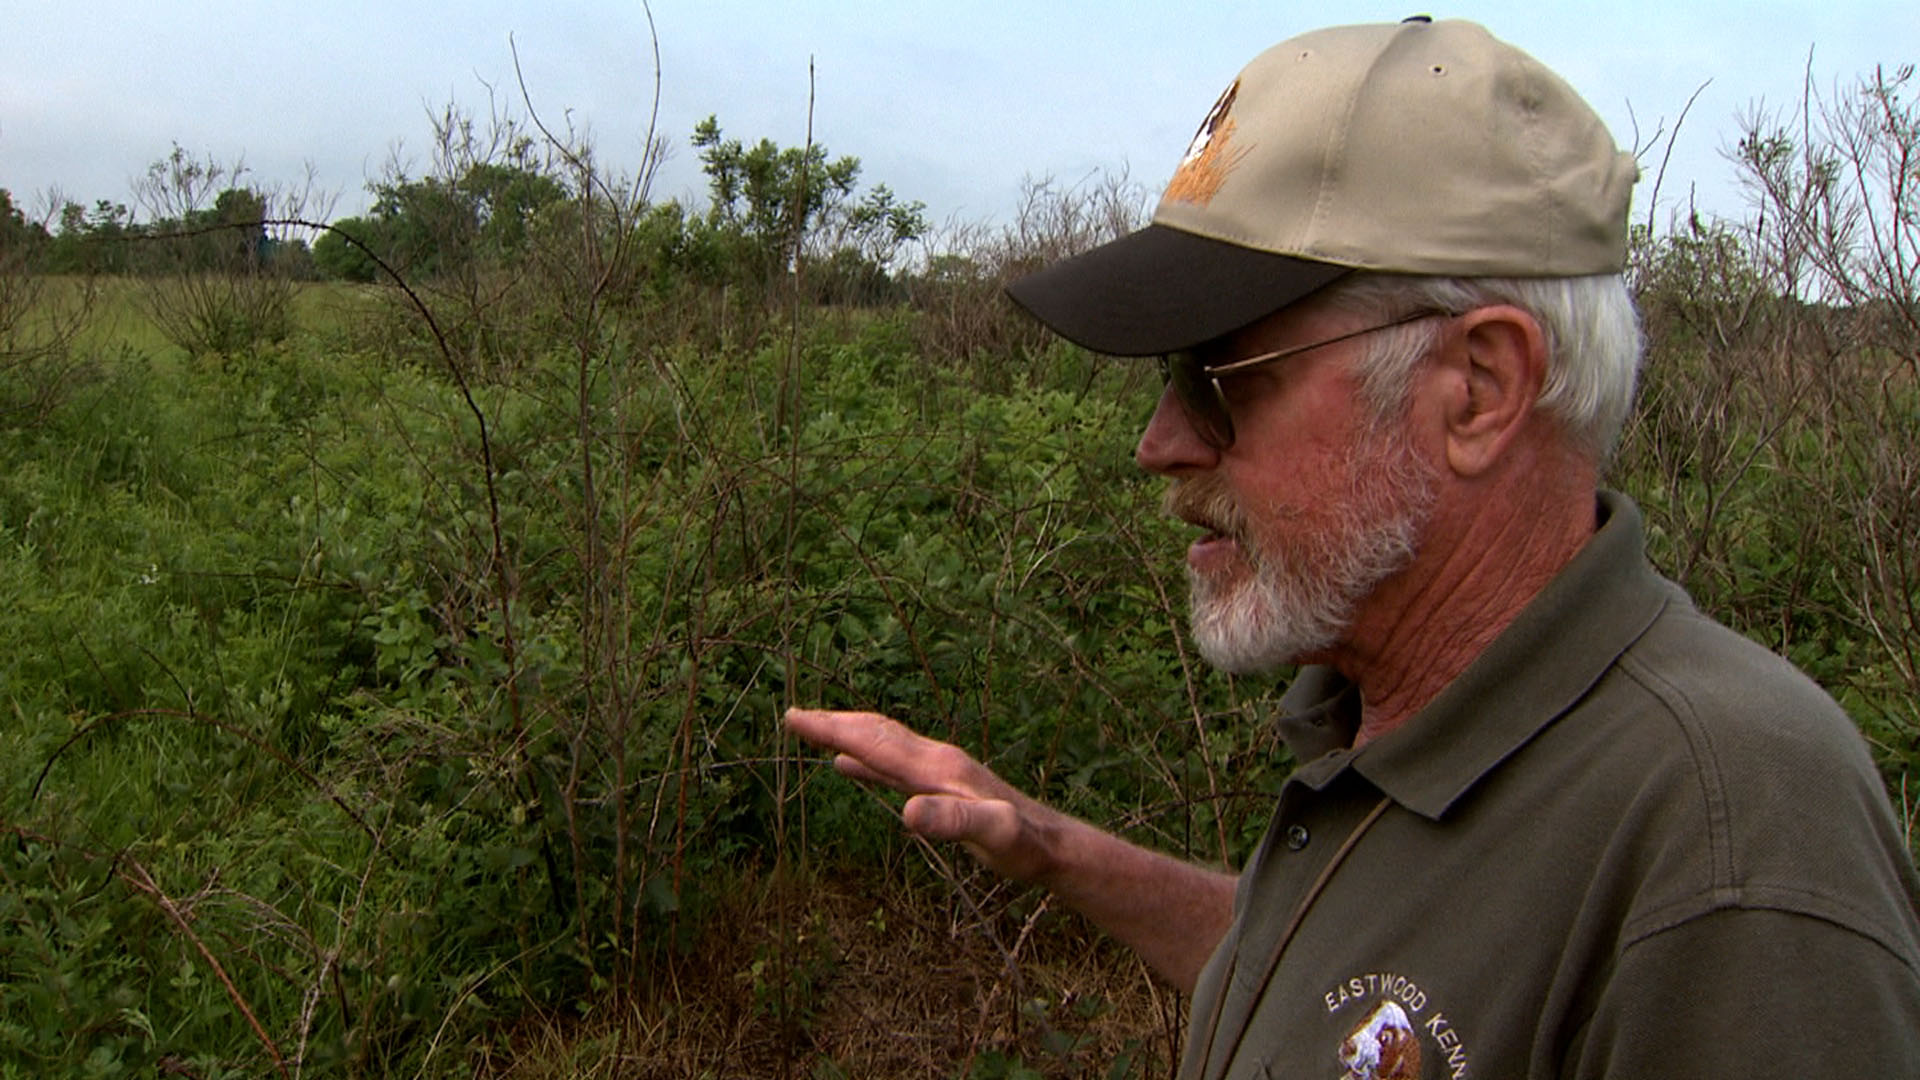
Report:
1135,384,1221,475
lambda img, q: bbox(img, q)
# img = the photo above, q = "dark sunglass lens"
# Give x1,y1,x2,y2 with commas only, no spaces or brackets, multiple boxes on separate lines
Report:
1164,354,1231,449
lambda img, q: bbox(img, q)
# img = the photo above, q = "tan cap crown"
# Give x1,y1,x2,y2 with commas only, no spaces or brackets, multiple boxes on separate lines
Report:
1158,19,1637,275
1006,18,1639,355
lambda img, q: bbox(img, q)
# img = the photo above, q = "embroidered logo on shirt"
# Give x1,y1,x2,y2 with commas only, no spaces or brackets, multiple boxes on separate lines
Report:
1338,1000,1421,1079
1163,79,1245,207
1325,971,1472,1079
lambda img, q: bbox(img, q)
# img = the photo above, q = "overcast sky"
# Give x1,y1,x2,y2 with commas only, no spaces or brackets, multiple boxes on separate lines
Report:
3,1,1914,239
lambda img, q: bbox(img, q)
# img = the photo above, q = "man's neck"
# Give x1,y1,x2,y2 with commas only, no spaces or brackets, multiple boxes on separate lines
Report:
1333,470,1598,747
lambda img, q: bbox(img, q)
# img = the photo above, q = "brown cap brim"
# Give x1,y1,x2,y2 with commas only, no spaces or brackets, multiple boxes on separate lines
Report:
1003,224,1352,356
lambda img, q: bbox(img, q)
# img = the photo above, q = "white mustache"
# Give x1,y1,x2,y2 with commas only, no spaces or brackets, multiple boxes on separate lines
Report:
1162,477,1268,571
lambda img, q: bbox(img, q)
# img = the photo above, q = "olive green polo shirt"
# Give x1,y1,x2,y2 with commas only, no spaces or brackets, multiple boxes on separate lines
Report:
1180,492,1920,1079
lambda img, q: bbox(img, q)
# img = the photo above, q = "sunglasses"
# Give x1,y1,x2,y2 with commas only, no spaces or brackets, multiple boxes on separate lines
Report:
1158,309,1446,450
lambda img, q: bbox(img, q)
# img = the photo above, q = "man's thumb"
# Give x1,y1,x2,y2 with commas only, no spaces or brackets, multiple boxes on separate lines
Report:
901,793,971,842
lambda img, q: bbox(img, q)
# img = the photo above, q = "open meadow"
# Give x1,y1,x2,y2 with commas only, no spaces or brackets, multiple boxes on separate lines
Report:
2,264,1259,1077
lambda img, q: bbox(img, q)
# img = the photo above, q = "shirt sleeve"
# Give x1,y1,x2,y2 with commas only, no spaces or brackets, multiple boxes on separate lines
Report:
1567,906,1920,1078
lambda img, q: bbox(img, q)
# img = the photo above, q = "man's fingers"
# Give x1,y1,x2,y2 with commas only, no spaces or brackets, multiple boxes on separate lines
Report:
786,708,920,786
783,707,877,755
786,707,985,796
831,754,893,787
786,708,915,765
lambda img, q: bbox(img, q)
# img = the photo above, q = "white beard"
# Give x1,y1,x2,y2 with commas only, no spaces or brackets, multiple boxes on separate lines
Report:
1177,427,1435,675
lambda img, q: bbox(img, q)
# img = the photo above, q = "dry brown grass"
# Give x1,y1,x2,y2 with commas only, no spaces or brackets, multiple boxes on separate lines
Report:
475,868,1183,1079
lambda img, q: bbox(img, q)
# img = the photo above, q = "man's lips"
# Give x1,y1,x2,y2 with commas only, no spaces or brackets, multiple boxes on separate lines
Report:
1185,522,1242,572
1165,480,1247,572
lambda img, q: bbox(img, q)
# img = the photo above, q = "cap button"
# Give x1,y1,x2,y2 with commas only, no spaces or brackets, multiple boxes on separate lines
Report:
1402,14,1433,23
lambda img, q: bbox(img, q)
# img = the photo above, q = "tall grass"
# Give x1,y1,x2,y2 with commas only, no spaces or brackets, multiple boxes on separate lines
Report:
0,274,1268,1076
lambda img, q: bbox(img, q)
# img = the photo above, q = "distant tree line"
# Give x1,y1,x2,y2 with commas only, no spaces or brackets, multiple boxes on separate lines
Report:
1,182,308,278
309,116,928,307
3,117,930,310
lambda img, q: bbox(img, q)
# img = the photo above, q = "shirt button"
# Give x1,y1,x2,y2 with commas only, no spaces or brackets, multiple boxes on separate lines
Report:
1285,824,1311,851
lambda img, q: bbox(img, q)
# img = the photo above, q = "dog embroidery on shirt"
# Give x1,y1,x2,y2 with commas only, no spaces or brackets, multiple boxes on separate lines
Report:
1338,999,1422,1080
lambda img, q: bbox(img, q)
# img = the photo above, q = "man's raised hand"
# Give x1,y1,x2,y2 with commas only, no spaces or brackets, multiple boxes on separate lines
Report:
784,707,1235,991
783,708,1056,882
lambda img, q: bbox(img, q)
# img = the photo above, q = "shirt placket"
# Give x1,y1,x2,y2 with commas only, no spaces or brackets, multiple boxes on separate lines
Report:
1199,765,1382,1080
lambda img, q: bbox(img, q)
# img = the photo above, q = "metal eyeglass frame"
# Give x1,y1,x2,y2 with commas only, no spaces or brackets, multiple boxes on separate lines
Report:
1157,309,1446,450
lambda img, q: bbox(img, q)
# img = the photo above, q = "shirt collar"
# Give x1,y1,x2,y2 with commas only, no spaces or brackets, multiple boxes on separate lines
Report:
1274,491,1677,819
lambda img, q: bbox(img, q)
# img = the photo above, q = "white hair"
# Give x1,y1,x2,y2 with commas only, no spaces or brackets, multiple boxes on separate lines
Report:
1320,273,1644,462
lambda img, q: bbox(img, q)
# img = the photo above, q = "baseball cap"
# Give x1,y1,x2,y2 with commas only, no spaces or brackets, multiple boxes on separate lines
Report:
1005,17,1640,356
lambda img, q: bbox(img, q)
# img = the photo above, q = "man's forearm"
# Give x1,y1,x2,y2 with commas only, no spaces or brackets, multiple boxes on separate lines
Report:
1027,805,1237,994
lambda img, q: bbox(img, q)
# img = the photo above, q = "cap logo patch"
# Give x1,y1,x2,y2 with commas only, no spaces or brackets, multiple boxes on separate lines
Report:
1165,79,1244,207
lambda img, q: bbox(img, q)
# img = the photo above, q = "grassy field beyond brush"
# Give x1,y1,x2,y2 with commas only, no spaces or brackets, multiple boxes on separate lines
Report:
0,277,1264,1078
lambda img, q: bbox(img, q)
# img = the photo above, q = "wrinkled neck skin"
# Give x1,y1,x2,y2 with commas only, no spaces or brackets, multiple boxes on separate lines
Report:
1320,435,1598,748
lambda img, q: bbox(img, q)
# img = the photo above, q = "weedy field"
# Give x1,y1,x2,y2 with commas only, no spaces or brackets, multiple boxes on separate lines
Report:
1,269,1272,1078
0,67,1914,1079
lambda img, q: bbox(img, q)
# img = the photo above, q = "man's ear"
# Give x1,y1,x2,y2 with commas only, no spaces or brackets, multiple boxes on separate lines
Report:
1434,305,1548,477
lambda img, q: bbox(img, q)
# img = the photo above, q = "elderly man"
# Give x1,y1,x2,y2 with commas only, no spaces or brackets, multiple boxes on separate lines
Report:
787,17,1920,1077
